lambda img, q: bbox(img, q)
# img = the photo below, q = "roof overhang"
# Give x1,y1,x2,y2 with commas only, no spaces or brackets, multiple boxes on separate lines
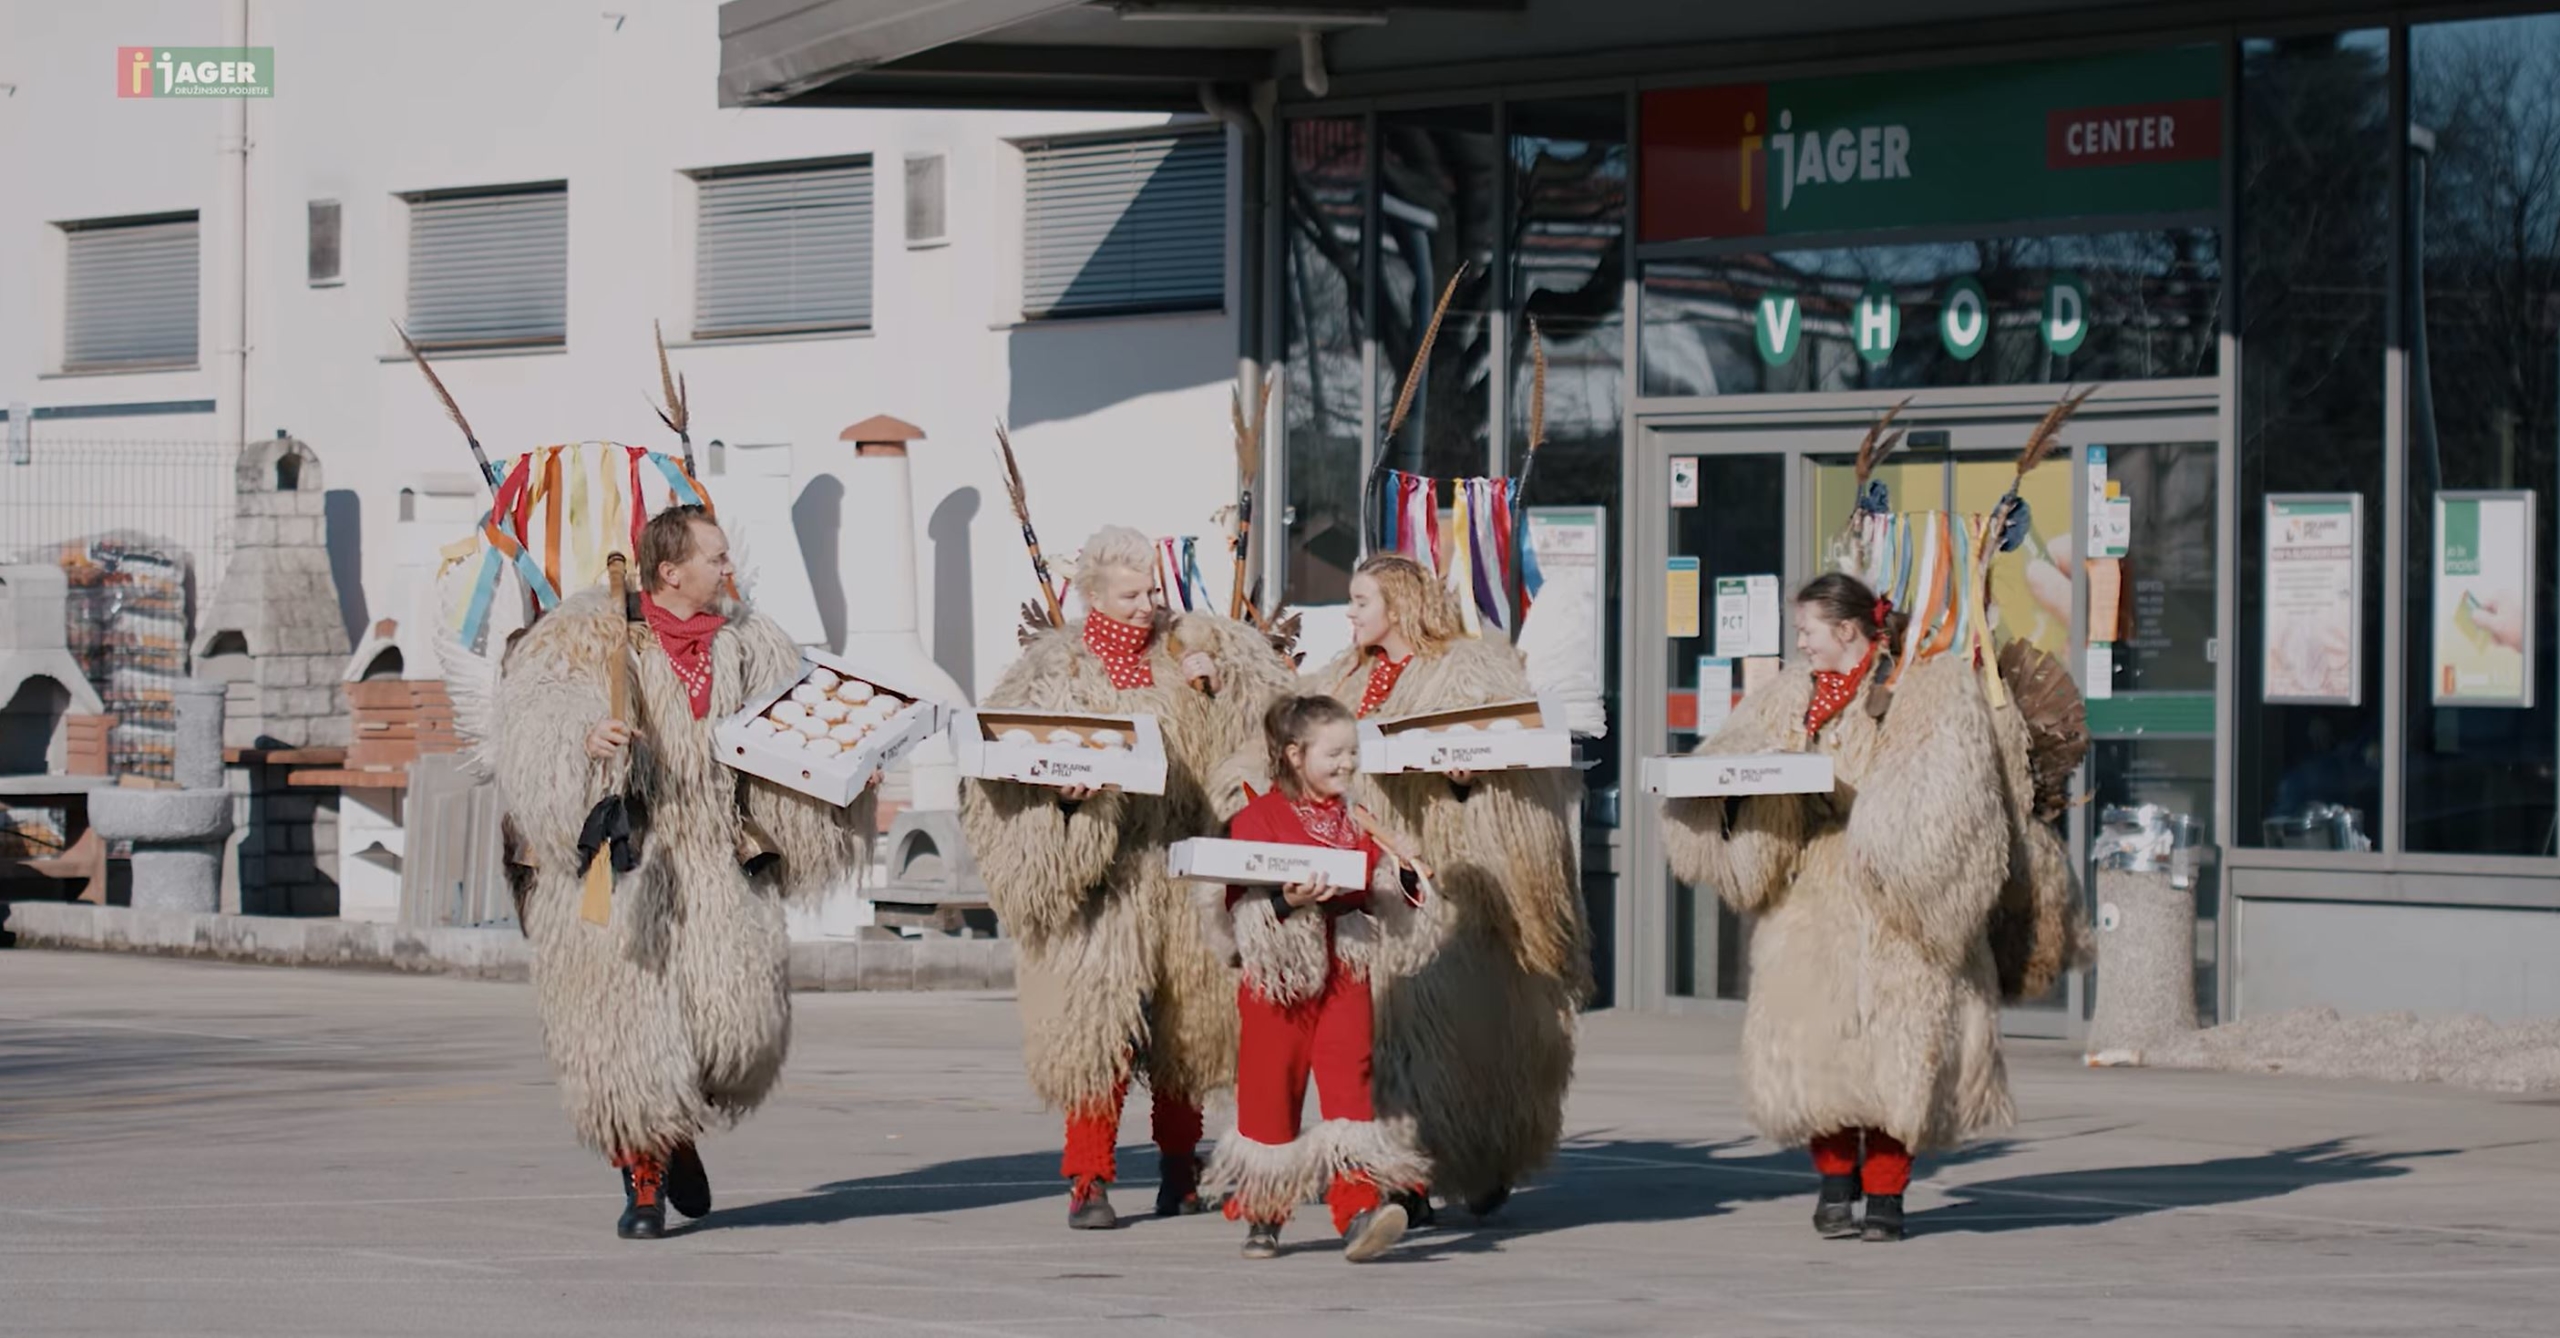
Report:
718,0,1522,111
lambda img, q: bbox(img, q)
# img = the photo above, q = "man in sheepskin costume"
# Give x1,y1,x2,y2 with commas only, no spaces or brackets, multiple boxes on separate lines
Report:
960,524,1296,1229
494,505,874,1240
1223,555,1592,1222
1657,572,2078,1242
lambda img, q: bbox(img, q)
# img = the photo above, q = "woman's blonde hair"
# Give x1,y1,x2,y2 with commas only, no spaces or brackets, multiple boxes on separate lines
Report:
1072,524,1157,603
1355,554,1464,658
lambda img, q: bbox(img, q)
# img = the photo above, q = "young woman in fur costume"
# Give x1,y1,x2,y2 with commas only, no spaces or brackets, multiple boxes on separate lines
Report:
494,506,875,1240
1201,694,1432,1262
1657,572,2017,1243
959,524,1297,1229
1222,555,1592,1222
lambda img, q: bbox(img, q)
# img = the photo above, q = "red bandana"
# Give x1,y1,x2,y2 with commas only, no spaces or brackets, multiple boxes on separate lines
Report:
1805,641,1879,739
1083,615,1156,690
640,592,726,719
1289,793,1364,850
1358,654,1412,718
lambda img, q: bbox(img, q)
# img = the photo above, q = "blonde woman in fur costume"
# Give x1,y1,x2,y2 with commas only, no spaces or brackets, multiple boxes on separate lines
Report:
495,506,874,1239
1226,554,1591,1222
1201,694,1431,1262
960,525,1296,1229
1658,573,2015,1243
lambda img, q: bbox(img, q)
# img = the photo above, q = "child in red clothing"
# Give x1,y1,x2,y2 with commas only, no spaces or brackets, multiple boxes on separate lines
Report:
1200,694,1431,1262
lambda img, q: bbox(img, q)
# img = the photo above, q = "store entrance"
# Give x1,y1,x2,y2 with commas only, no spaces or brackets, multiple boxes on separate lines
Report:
1626,403,2223,1038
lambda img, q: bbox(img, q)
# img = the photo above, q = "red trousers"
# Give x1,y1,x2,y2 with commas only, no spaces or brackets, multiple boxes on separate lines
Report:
1810,1128,1911,1196
1062,1080,1202,1185
1233,965,1384,1234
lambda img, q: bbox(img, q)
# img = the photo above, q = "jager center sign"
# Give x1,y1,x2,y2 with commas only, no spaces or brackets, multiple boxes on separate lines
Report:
1639,46,2223,244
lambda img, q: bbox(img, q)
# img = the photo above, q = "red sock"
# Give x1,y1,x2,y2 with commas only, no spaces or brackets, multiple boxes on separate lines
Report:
1861,1131,1912,1197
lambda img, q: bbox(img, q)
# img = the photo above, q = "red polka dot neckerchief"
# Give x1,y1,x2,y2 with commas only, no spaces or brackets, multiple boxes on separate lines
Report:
1804,640,1880,740
1358,653,1413,718
1082,614,1157,690
1287,792,1365,850
639,591,726,719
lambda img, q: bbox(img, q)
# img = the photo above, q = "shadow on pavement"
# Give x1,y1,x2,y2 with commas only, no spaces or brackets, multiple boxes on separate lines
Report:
1917,1137,2458,1235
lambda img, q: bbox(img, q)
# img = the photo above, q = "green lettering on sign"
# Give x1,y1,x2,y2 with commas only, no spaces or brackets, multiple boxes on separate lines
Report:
2443,499,2481,575
2043,274,2089,355
1755,291,1802,365
1941,277,1989,361
1854,285,1899,364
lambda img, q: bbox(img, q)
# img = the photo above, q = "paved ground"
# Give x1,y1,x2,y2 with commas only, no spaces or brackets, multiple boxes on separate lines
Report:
1,953,2554,1337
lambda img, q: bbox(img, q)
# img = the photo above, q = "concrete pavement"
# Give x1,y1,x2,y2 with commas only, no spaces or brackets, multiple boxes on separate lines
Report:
1,951,2553,1336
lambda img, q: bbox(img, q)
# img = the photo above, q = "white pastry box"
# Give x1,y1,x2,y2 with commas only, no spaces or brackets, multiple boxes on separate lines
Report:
1166,838,1369,889
950,709,1169,796
1358,694,1573,775
716,651,948,807
1640,752,1836,798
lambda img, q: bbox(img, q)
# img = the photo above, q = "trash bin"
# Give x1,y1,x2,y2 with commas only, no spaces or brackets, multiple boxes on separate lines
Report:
2085,803,2208,1061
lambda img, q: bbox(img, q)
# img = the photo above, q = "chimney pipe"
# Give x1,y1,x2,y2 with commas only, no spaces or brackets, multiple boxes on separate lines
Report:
837,415,968,810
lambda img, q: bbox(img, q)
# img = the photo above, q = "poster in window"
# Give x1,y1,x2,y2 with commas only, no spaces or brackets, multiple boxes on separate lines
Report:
2261,494,2360,706
2431,491,2534,708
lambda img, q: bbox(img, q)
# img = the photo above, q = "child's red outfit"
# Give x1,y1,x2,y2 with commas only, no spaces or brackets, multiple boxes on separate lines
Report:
1202,788,1428,1233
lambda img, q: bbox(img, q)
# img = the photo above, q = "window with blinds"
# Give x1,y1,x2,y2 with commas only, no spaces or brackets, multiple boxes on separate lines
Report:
1022,131,1224,320
693,159,873,338
404,185,567,349
61,213,200,371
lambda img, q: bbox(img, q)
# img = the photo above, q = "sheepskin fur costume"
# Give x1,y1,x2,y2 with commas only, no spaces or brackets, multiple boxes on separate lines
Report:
1659,654,2016,1154
960,611,1296,1114
494,586,873,1159
1222,637,1593,1207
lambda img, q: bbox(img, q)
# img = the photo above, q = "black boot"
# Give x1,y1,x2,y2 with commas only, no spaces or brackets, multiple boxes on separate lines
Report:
1464,1183,1512,1219
665,1142,711,1220
1242,1219,1282,1259
616,1157,667,1240
1391,1187,1437,1229
1155,1153,1207,1218
1068,1176,1119,1230
1860,1193,1905,1242
1814,1174,1862,1238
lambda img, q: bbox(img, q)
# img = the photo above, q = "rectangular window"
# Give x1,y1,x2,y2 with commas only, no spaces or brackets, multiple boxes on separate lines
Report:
1022,130,1224,319
905,153,947,248
404,184,567,350
61,212,199,371
2235,31,2391,851
2405,15,2560,856
693,159,874,339
1282,117,1368,607
1377,107,1496,485
307,200,342,286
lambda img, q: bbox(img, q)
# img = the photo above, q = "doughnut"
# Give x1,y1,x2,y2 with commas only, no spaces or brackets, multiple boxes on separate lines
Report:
789,684,827,707
1488,717,1525,733
807,667,841,693
770,700,808,723
1047,729,1085,747
813,699,850,723
999,729,1038,745
835,681,875,705
807,737,842,757
829,721,867,744
769,729,808,751
792,716,828,738
1089,729,1127,751
1442,722,1481,735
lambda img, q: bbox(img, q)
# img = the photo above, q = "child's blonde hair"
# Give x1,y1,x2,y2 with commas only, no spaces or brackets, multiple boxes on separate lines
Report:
1263,693,1358,799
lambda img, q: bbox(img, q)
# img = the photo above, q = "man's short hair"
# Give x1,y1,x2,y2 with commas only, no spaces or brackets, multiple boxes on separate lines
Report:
637,504,716,592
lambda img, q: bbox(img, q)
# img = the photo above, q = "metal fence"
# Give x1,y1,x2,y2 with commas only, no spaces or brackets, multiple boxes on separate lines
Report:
4,438,237,780
1,438,237,590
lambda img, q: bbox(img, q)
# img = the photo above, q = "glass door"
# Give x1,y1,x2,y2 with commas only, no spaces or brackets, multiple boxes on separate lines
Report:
1632,409,2223,1035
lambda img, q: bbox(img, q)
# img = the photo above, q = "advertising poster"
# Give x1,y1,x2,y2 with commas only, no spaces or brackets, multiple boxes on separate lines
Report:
1666,557,1701,638
2432,491,2534,708
1525,506,1608,690
2262,494,2361,705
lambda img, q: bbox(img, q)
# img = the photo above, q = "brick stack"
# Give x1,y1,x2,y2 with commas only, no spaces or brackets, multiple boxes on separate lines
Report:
344,680,460,772
63,713,114,776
